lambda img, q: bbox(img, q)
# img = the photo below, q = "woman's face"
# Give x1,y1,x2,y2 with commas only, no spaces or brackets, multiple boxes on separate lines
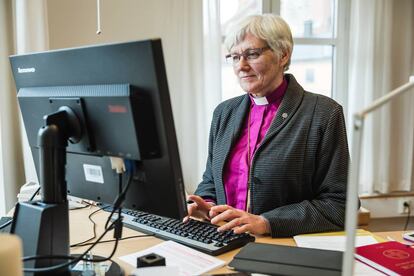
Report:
231,33,288,97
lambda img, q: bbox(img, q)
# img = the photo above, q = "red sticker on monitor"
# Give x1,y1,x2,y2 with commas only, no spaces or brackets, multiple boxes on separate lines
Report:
108,105,127,113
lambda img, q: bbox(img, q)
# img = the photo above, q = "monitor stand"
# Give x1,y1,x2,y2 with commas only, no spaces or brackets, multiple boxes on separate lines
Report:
11,108,123,275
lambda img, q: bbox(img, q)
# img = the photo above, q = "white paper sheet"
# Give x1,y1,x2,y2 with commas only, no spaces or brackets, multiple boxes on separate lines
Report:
293,235,378,252
130,266,180,276
118,241,225,276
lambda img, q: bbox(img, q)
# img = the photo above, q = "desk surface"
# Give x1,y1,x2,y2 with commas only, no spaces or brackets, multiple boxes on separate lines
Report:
69,206,406,275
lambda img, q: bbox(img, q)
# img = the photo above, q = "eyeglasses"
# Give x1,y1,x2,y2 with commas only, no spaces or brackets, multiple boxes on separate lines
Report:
225,47,271,65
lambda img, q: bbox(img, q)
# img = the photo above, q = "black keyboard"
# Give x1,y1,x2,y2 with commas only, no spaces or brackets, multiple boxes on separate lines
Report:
118,209,255,256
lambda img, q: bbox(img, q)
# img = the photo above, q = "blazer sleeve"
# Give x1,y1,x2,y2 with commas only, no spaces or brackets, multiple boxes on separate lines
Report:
193,107,220,202
261,105,351,237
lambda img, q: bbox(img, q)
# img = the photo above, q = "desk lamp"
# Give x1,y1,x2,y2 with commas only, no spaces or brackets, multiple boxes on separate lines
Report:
342,76,414,275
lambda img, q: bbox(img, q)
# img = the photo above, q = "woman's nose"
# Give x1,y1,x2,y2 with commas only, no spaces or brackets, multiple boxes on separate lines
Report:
235,56,250,71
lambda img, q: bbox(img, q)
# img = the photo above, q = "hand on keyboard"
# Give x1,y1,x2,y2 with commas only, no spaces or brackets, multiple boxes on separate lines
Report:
210,205,270,235
184,195,215,222
184,196,270,235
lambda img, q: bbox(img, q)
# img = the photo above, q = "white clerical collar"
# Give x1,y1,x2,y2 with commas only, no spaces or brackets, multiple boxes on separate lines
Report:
250,95,269,105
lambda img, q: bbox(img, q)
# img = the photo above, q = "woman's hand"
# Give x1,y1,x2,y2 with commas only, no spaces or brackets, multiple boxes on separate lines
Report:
210,205,270,235
183,195,214,222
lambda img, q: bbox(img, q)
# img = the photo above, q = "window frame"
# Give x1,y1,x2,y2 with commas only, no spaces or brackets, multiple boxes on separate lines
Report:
262,0,350,112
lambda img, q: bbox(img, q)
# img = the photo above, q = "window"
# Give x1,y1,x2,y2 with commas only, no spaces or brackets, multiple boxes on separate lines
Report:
281,0,335,98
220,0,350,108
289,45,333,97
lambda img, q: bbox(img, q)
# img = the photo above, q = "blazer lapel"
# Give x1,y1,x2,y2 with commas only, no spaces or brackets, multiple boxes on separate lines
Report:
260,74,305,147
231,95,251,142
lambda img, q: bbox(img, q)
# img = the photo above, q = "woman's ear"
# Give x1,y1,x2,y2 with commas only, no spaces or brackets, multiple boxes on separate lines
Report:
280,50,290,67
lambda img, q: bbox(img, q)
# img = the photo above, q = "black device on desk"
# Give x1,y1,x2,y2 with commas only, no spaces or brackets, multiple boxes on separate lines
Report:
229,243,343,276
10,38,254,274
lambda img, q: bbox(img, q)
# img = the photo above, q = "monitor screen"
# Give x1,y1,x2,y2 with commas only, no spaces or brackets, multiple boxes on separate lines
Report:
9,39,187,219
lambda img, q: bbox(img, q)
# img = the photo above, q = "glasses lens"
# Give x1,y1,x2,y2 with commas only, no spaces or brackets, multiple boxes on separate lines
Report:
225,54,239,64
245,50,261,60
232,55,240,63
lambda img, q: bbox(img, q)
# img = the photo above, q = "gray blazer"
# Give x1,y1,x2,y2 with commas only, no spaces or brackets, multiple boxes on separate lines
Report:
195,74,350,237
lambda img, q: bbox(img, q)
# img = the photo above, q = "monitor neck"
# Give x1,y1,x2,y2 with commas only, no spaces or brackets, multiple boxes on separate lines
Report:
37,108,81,203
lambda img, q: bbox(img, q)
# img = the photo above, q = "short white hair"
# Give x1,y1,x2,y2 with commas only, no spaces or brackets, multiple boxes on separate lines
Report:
224,14,293,71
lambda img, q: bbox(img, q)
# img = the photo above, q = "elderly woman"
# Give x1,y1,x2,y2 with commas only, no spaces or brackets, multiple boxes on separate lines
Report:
186,14,349,237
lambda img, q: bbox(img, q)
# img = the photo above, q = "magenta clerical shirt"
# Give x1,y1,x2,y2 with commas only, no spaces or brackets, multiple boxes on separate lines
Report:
223,77,288,211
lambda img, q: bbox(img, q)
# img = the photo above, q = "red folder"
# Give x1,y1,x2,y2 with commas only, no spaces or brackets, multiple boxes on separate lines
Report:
355,241,414,276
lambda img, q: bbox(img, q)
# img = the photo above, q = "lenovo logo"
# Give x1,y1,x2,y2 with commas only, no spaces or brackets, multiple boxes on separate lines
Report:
17,67,36,73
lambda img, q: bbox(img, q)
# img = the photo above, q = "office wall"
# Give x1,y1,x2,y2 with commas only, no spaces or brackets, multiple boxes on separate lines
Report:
46,0,203,103
362,196,414,218
46,0,207,192
46,0,203,106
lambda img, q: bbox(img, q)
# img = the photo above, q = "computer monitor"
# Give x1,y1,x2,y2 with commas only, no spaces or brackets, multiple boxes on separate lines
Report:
9,39,187,219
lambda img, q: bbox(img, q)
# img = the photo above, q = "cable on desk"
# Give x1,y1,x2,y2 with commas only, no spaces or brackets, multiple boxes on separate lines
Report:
70,201,93,211
104,172,133,230
70,206,103,247
71,233,155,247
0,217,13,231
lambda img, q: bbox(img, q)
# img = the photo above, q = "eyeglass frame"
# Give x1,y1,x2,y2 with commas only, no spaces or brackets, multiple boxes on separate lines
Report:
225,46,272,65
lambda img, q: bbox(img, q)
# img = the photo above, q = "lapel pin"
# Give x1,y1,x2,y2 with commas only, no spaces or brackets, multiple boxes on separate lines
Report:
282,113,288,119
